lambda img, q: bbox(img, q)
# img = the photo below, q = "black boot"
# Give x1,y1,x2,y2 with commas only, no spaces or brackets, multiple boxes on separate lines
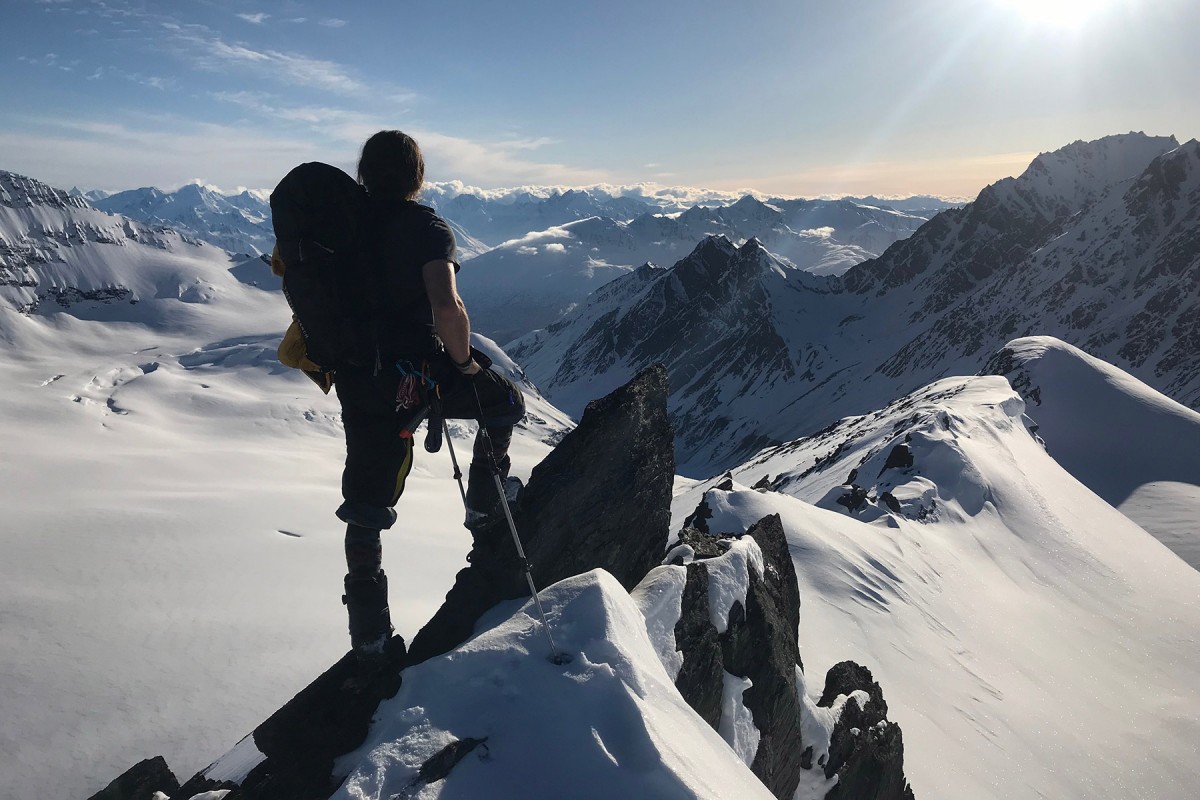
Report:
343,571,394,660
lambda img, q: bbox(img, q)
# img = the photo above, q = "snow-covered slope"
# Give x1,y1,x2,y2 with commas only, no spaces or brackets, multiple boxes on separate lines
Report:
0,170,572,800
458,196,927,345
685,374,1200,800
512,133,1199,475
330,570,777,800
983,336,1200,568
1,170,244,325
93,182,275,256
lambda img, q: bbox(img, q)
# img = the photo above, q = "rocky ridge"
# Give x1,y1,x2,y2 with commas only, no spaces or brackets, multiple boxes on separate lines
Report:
90,367,911,800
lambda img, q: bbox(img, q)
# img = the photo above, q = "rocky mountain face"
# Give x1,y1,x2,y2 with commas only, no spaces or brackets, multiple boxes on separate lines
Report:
511,133,1200,476
841,133,1197,398
94,184,275,256
89,368,910,800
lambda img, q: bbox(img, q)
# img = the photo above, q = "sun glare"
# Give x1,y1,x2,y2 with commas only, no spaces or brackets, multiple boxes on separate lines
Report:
995,0,1115,28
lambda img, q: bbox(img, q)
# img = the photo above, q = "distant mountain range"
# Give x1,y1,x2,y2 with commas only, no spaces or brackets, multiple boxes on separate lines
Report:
510,132,1200,475
65,177,958,346
83,179,959,257
91,182,275,257
458,195,936,343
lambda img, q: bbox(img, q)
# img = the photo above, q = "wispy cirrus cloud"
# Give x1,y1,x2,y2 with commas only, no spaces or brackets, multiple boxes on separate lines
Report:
412,129,609,188
17,53,75,71
176,31,376,96
319,18,347,28
236,12,269,25
1,115,329,192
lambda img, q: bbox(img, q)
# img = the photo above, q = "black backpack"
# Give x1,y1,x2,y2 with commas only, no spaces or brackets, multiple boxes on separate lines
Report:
271,162,377,371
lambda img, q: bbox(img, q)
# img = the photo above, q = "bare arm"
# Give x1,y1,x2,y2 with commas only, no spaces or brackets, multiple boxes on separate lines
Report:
422,258,480,375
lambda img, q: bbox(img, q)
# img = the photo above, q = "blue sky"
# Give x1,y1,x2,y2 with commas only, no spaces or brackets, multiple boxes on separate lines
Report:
3,0,1197,197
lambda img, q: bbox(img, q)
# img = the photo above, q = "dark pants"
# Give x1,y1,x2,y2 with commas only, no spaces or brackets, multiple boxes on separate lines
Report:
335,354,526,577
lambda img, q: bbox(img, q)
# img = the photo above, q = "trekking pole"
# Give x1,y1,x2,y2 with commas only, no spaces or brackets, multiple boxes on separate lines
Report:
441,416,468,507
471,382,569,665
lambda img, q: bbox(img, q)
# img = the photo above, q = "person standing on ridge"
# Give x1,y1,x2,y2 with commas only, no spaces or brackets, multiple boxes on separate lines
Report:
334,130,525,663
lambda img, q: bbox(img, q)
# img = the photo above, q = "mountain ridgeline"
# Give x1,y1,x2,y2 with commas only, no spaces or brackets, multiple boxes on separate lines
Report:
510,133,1200,475
456,195,932,343
91,369,912,800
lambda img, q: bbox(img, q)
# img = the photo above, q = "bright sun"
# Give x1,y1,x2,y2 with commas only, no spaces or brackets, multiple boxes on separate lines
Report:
995,0,1115,28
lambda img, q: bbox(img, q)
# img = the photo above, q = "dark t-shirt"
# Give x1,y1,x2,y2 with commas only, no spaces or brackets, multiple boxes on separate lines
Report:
368,195,458,358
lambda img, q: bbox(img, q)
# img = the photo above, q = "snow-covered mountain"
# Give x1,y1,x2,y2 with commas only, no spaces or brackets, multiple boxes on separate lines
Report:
982,336,1200,568
689,367,1200,800
93,182,275,256
427,187,654,246
510,133,1199,475
458,196,927,344
844,195,966,216
0,170,250,323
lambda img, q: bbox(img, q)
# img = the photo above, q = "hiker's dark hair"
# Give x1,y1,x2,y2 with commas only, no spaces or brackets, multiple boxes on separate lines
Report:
357,130,425,200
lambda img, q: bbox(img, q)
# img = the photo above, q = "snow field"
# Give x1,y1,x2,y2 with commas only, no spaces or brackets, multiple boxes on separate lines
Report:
990,336,1200,566
676,375,1200,800
331,570,776,800
0,304,563,800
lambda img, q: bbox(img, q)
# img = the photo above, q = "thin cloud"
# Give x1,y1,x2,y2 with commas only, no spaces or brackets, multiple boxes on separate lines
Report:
128,14,409,102
137,75,171,90
412,129,610,187
319,18,347,28
734,151,1037,198
0,116,331,192
178,32,370,95
9,106,611,191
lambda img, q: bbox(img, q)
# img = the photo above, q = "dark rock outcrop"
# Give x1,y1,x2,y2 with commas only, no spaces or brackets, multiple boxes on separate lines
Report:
672,559,723,729
879,443,914,474
725,516,804,797
172,636,406,800
85,756,179,800
670,506,912,800
836,485,869,512
407,364,674,664
821,662,915,800
672,514,805,799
